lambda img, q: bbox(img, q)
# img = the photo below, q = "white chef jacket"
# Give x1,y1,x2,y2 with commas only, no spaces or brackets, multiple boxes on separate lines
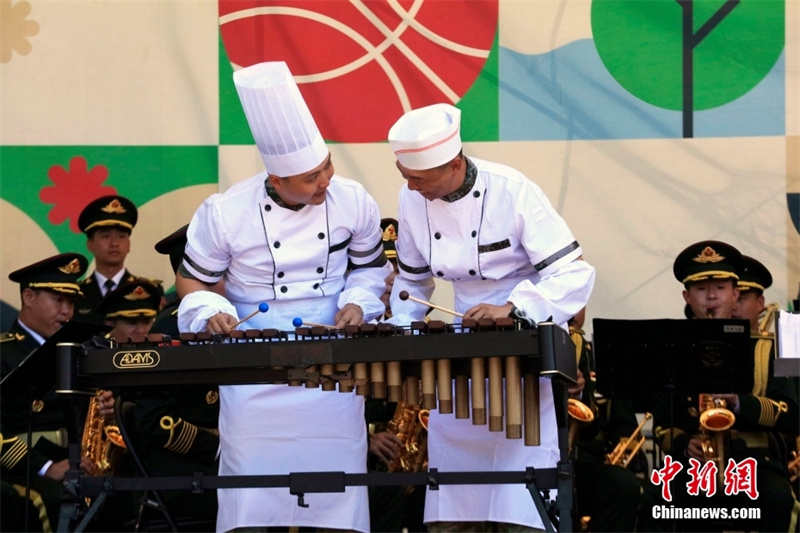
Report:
179,172,392,533
389,157,596,529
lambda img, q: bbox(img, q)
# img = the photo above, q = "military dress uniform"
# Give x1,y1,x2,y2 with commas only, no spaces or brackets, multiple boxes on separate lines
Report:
123,386,220,527
150,224,189,339
1,321,79,533
75,269,140,324
640,241,800,532
1,253,89,532
74,195,163,324
125,229,219,526
570,325,643,532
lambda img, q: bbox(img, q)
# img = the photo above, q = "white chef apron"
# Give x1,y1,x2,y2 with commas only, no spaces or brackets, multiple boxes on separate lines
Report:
424,377,559,529
216,295,369,533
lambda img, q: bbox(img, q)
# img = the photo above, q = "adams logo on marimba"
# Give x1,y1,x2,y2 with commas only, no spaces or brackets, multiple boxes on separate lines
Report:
113,351,160,369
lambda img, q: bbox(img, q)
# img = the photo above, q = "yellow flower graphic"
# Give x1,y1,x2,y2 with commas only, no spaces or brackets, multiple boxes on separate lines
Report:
1,0,40,64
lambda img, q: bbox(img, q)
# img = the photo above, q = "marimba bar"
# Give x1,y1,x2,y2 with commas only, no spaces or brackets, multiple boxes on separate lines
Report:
58,320,576,446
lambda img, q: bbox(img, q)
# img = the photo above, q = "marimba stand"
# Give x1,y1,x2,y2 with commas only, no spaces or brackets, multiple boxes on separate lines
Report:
56,321,578,532
69,468,566,533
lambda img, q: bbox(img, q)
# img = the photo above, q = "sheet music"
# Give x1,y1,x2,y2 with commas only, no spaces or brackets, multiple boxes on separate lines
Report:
777,311,800,358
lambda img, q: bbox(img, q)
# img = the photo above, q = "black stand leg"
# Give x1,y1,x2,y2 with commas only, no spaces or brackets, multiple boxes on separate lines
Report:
73,490,107,533
525,466,557,533
56,443,82,532
552,379,575,532
556,460,574,532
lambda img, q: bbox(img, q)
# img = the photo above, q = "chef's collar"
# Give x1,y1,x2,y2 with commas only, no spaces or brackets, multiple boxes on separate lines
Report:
264,179,305,212
441,157,477,203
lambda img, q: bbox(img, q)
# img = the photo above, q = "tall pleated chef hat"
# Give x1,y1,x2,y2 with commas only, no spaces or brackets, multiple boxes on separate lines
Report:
388,103,462,170
233,62,328,177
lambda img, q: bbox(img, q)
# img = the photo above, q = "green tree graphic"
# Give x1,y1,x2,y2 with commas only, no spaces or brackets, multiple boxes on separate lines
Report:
592,0,784,137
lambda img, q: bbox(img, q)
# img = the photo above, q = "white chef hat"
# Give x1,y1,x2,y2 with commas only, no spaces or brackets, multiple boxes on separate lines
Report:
233,62,328,177
388,103,462,170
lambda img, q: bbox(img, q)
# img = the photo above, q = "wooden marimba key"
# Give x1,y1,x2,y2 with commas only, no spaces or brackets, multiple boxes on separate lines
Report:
289,318,538,444
120,319,552,447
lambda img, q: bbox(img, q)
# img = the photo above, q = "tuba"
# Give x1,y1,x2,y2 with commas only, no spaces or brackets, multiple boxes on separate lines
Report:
81,390,127,476
567,398,595,457
606,412,651,468
698,394,735,483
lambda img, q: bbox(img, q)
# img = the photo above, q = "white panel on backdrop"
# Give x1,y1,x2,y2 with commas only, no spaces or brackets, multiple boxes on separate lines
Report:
219,144,265,193
1,1,219,145
127,184,220,292
0,199,60,315
499,0,592,55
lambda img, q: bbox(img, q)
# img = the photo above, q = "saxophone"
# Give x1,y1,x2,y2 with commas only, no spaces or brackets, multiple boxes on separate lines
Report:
81,391,127,476
698,394,735,484
385,401,429,474
567,398,595,458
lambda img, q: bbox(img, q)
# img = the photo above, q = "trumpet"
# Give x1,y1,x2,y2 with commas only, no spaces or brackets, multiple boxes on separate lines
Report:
699,394,735,484
606,412,652,468
567,398,595,456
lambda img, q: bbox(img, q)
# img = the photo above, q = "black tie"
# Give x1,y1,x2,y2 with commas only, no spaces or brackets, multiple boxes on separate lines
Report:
104,279,115,296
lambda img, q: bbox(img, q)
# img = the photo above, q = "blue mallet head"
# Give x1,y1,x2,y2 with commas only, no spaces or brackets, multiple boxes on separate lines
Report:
292,317,303,328
258,302,270,313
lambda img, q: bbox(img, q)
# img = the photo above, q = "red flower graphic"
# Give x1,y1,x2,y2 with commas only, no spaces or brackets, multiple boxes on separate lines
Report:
40,156,116,233
219,0,498,142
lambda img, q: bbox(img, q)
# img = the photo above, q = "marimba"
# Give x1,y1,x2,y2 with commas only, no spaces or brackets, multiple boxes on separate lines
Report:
59,318,576,446
54,319,578,532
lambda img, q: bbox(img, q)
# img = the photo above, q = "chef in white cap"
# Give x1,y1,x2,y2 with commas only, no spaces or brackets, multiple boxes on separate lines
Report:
176,61,391,533
386,103,596,531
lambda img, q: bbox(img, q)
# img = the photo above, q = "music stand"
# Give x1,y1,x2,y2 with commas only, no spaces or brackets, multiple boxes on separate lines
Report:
591,318,753,401
1,320,107,396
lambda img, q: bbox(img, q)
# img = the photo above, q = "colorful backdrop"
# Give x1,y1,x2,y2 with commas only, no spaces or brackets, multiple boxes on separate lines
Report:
2,0,798,333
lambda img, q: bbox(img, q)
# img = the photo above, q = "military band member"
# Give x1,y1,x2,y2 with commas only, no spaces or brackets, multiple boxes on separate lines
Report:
640,240,799,532
151,224,189,338
733,255,774,335
96,279,219,528
74,194,163,324
96,279,162,341
569,308,643,532
386,103,596,531
175,61,390,533
0,253,94,531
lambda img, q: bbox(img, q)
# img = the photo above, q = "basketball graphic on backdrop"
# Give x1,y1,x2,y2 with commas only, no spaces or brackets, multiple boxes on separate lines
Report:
219,0,498,143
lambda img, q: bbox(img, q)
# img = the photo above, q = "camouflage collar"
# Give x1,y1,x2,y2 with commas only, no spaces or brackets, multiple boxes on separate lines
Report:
441,157,477,203
264,179,305,212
